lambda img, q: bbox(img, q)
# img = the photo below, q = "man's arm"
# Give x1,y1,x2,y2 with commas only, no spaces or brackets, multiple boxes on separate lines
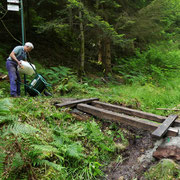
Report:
9,51,22,67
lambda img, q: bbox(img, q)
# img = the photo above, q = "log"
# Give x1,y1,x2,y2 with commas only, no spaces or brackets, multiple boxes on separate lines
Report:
91,101,180,127
77,103,178,136
152,115,178,138
55,98,99,108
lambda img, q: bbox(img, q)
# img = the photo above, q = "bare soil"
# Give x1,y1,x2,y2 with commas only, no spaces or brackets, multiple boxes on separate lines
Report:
103,125,155,180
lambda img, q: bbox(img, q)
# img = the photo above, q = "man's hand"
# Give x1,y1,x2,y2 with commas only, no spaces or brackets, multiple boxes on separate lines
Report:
18,61,23,68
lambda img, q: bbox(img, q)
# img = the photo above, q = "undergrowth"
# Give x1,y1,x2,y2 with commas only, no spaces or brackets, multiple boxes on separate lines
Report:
0,97,130,179
113,42,180,85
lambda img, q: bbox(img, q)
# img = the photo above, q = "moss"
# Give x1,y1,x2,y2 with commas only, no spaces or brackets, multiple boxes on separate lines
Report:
144,159,180,180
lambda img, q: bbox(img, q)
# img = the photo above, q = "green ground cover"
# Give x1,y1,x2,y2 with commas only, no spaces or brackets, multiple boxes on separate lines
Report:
0,43,180,179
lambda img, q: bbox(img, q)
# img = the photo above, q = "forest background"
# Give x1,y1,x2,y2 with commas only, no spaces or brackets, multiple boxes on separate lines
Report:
0,0,179,78
0,0,180,179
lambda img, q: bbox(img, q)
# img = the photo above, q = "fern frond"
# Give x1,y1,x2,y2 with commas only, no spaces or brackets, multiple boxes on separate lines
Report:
0,98,12,115
66,143,84,159
31,144,59,154
31,158,64,172
52,136,64,148
0,115,17,124
0,152,6,176
3,123,40,136
41,160,64,171
11,153,24,169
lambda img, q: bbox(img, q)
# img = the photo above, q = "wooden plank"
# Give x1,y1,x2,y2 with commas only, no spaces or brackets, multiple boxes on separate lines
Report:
55,98,99,108
91,101,180,127
152,115,178,138
156,108,180,111
77,103,178,136
91,101,165,122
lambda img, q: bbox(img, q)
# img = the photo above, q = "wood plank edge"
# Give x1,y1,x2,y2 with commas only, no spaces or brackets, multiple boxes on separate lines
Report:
55,98,99,108
92,101,180,127
152,115,178,138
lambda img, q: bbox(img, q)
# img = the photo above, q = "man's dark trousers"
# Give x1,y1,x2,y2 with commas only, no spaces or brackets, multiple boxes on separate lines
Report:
6,60,21,96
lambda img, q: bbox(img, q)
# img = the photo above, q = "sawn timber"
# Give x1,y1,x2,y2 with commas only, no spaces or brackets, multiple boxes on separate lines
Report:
55,98,179,137
77,103,178,137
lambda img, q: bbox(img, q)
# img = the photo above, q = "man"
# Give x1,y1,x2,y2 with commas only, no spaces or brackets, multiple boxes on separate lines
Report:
6,42,34,97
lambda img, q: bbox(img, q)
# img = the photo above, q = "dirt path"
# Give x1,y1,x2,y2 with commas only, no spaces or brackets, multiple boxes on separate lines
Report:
104,127,157,180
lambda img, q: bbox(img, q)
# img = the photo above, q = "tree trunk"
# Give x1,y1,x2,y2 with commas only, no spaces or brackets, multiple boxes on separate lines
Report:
25,0,30,35
104,39,112,75
69,7,73,32
79,9,85,78
98,40,102,63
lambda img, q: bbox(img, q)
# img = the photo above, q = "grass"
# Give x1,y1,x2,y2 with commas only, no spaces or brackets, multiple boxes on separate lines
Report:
62,74,180,117
144,159,180,180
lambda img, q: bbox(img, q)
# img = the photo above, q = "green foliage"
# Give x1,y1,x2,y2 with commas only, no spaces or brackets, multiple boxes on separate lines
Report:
113,43,180,84
86,121,115,153
0,98,12,115
38,65,103,96
0,98,15,124
129,0,180,45
39,65,75,85
4,123,40,136
11,153,24,170
0,97,118,179
0,153,6,176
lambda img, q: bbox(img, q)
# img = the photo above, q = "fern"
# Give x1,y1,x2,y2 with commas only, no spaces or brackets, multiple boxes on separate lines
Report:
31,158,64,172
3,123,40,136
66,143,84,159
0,98,17,125
86,121,115,152
11,152,24,169
31,144,59,154
0,115,15,124
0,98,12,115
0,152,6,176
41,160,64,171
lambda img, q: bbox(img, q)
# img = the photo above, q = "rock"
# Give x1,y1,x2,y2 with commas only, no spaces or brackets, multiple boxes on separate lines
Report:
153,137,180,160
138,139,163,163
153,145,180,160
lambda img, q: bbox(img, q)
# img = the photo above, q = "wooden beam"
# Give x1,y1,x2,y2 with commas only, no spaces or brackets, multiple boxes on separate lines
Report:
55,98,99,108
91,101,180,127
152,115,178,138
156,108,180,111
77,103,178,136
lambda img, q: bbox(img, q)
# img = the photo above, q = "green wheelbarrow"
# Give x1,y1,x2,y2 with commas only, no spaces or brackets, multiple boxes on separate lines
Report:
18,59,52,97
25,74,52,97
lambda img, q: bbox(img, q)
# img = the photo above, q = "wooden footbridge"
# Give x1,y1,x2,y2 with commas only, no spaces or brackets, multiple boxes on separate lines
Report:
55,98,180,138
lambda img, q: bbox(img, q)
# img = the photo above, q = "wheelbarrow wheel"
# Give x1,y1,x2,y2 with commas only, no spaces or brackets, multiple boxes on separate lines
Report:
44,90,52,96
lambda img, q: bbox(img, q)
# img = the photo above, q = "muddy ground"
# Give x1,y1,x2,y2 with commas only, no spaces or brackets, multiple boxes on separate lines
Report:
69,107,157,179
103,125,155,180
